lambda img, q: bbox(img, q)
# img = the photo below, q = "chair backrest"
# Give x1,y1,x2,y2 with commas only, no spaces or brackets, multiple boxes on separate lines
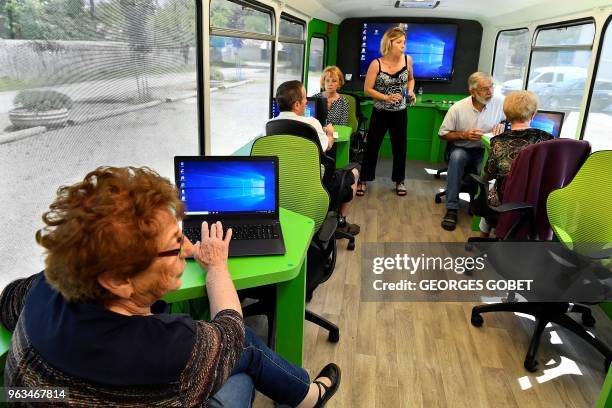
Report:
266,118,335,185
495,139,591,240
251,135,330,231
339,92,359,133
266,119,324,154
547,150,612,250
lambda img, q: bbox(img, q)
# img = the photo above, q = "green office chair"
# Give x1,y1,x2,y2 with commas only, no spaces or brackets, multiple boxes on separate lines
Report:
547,151,612,252
246,134,340,343
471,150,612,372
339,92,359,134
340,91,367,163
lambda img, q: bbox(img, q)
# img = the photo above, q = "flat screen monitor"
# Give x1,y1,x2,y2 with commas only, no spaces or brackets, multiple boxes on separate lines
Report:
359,22,458,81
530,110,564,138
271,98,317,119
271,97,327,127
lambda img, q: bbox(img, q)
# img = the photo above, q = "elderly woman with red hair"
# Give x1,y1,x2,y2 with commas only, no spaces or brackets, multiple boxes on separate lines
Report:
313,65,350,127
0,166,340,407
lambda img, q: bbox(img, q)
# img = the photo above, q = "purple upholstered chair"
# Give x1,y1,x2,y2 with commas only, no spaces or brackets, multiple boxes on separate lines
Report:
493,139,591,240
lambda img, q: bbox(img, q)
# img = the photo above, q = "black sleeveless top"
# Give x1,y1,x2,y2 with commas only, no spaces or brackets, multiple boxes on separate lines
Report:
373,55,410,112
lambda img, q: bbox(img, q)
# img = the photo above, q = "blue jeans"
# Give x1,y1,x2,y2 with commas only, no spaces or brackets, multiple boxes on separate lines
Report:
229,327,311,407
209,374,255,407
446,146,483,210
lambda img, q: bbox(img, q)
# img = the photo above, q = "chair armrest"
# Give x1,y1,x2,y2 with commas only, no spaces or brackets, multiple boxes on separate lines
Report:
469,173,487,186
317,214,338,243
490,201,534,214
586,248,612,260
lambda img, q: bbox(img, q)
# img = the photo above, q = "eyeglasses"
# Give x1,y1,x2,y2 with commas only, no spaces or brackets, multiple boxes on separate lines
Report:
157,234,184,258
476,85,495,92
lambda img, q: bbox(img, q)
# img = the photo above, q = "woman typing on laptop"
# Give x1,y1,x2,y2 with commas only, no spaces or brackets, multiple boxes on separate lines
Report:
0,166,340,407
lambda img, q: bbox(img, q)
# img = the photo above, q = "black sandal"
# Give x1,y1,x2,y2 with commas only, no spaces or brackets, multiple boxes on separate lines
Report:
313,363,341,407
441,209,458,231
396,182,407,196
356,182,366,196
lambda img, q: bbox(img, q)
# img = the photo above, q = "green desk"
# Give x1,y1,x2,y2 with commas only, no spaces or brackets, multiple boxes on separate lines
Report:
471,134,493,231
359,98,459,162
163,207,314,366
0,208,314,370
334,125,351,168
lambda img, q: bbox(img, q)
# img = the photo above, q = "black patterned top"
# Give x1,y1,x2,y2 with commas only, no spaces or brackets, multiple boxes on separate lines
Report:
1,273,245,407
313,92,349,126
373,56,410,112
485,128,553,205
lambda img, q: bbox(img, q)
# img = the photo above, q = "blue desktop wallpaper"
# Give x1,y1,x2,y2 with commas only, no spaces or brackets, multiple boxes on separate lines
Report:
531,112,563,137
272,98,316,118
359,22,458,81
178,161,275,214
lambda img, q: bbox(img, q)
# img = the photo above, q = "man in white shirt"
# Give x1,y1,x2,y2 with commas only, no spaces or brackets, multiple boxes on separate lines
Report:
438,72,506,231
268,81,360,235
271,82,335,152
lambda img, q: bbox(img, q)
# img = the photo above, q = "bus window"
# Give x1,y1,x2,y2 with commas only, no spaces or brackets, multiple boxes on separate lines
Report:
493,28,530,97
307,37,326,96
584,18,612,152
209,0,274,155
275,14,306,91
527,21,595,138
0,0,199,287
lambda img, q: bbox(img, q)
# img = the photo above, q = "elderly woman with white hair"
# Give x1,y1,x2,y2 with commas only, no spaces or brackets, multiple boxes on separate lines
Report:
478,90,553,236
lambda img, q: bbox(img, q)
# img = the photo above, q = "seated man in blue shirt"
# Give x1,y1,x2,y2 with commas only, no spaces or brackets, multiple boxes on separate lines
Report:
269,80,360,235
438,72,506,231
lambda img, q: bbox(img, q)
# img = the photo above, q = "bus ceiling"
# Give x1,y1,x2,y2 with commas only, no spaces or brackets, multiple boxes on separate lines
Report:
284,0,612,26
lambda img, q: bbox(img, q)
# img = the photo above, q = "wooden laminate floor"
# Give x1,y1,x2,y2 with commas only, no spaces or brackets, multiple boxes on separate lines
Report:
254,159,611,407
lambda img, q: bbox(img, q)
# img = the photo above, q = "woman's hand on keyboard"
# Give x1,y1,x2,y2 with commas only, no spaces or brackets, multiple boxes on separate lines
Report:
193,221,233,272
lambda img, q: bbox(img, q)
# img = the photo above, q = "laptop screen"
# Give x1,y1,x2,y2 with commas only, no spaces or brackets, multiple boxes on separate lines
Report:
271,98,317,119
175,157,278,216
530,110,564,138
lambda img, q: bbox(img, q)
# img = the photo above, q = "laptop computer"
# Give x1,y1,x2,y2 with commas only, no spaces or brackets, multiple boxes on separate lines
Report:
531,110,565,138
175,156,286,257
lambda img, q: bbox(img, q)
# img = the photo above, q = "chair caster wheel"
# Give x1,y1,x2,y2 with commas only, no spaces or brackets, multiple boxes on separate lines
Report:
347,242,355,251
328,330,340,343
435,196,442,204
582,313,596,327
524,359,538,372
471,313,484,327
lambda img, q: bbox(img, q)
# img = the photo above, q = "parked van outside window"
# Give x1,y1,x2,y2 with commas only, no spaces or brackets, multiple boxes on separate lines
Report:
501,66,587,94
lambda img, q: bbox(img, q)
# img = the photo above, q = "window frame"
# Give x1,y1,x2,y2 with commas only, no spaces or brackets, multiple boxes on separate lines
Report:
197,0,205,155
525,18,596,86
209,0,275,38
276,12,307,90
306,33,327,95
580,14,612,139
209,0,276,154
490,27,530,82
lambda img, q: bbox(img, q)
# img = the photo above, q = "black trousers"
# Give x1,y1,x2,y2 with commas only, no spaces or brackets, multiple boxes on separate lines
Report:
361,108,407,182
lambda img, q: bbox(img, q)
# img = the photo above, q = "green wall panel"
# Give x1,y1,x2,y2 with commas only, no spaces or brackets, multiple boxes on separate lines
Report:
305,18,339,92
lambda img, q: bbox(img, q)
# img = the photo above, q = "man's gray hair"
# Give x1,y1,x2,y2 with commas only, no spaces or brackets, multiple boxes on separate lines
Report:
468,72,493,91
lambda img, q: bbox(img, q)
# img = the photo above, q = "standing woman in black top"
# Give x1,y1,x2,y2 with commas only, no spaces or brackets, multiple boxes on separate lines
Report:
358,26,415,196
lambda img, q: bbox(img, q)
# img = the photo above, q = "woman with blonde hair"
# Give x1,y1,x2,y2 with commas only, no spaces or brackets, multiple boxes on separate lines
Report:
313,65,349,126
358,26,415,197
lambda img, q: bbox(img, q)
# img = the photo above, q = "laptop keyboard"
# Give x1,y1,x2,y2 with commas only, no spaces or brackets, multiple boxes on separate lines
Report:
183,224,280,242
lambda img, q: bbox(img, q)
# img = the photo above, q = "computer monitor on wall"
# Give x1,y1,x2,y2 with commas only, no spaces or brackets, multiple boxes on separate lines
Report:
359,22,458,81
